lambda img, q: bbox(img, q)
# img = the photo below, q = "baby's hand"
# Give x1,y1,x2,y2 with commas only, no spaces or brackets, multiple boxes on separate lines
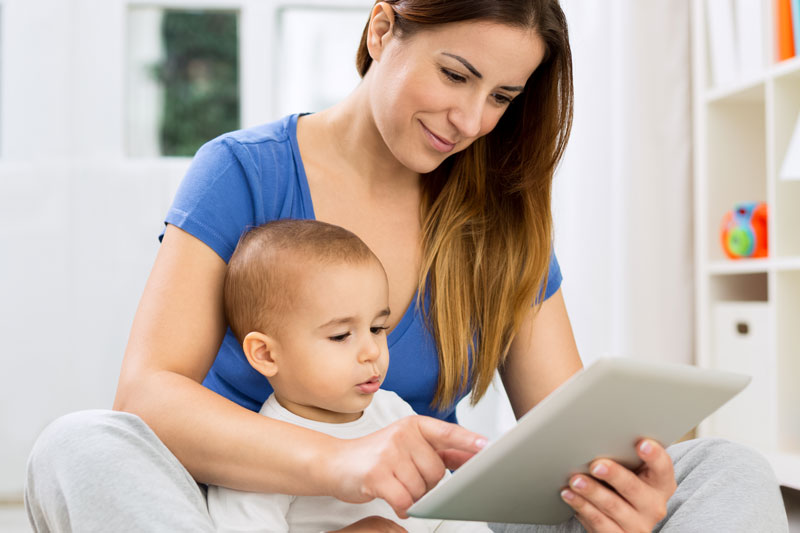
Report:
322,415,486,518
328,515,408,532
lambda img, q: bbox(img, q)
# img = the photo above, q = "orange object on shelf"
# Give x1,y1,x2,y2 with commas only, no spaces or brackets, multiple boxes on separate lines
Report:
777,0,796,61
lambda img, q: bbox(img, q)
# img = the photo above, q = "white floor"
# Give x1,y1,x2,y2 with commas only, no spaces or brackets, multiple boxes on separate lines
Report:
4,491,800,532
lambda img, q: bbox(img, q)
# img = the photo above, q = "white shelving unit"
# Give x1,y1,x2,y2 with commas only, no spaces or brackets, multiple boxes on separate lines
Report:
692,1,800,489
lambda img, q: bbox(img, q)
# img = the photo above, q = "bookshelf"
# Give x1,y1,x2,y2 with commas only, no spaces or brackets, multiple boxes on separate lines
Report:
692,0,800,489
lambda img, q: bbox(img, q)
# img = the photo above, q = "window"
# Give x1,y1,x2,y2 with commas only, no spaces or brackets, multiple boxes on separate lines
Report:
126,8,239,157
275,6,368,118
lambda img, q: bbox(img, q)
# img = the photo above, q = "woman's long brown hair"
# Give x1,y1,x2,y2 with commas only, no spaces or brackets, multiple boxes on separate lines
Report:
356,0,574,410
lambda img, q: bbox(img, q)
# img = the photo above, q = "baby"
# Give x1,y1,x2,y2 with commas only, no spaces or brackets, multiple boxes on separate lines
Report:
207,219,491,533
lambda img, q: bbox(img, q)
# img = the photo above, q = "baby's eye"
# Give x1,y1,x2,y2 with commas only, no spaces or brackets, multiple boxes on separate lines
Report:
329,332,350,342
370,326,390,335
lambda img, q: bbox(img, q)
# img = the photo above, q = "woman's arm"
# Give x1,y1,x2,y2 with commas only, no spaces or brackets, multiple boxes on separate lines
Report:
114,224,484,513
500,288,583,418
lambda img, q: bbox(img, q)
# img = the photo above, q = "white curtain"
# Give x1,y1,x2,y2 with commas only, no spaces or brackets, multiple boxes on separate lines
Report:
459,0,694,437
554,0,694,367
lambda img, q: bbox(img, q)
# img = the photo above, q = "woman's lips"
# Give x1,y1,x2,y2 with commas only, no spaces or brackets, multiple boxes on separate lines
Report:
356,376,381,394
420,121,456,153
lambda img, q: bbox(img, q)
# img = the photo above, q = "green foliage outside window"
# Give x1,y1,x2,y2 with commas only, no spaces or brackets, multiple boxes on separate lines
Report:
157,11,240,156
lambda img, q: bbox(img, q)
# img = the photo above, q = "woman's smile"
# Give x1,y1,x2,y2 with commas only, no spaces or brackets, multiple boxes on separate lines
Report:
420,120,456,153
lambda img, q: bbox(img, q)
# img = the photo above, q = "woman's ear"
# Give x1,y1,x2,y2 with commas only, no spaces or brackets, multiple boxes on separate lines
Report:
366,2,395,63
242,331,279,378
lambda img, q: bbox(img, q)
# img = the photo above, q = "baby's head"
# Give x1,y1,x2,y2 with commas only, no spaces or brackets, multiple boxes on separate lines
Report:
224,219,391,423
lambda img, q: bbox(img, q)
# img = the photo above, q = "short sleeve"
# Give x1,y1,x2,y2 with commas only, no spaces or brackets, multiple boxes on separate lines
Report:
160,138,258,263
540,248,563,302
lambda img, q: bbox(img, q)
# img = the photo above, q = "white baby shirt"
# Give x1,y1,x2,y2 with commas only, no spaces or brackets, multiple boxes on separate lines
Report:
207,389,492,533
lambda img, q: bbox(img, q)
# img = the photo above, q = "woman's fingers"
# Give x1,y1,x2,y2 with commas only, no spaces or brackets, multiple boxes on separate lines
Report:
561,439,675,532
562,473,638,530
585,458,658,518
635,439,677,495
560,487,624,533
588,439,673,518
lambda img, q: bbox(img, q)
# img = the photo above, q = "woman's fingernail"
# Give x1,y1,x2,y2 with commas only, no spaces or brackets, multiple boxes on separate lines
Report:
561,489,575,501
475,437,488,449
640,440,653,455
570,476,587,490
591,462,608,476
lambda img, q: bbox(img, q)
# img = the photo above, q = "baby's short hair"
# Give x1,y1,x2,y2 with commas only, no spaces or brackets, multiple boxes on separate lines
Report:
224,219,382,342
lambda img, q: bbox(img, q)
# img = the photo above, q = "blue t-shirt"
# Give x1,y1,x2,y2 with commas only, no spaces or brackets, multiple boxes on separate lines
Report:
161,114,562,422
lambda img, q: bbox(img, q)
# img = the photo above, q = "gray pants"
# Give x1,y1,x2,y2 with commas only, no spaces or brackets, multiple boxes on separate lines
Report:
25,410,789,532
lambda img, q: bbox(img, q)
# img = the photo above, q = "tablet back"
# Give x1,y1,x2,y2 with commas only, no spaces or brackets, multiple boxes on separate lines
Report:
407,357,750,525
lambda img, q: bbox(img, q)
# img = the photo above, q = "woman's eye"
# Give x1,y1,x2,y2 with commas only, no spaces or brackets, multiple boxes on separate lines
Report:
329,333,350,342
492,93,512,105
371,326,390,335
441,68,467,83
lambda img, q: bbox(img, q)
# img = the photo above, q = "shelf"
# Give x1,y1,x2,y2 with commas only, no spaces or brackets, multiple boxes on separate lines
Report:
706,77,765,103
776,257,800,271
771,56,800,81
704,56,800,104
706,258,800,273
707,258,770,275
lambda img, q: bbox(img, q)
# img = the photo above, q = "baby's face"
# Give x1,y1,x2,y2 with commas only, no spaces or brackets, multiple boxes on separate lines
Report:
269,260,391,423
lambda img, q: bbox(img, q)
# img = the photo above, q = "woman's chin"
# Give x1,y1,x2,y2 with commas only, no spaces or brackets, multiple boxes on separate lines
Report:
402,152,451,175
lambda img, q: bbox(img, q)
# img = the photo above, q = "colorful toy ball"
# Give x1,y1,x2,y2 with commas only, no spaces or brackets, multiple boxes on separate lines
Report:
720,202,768,259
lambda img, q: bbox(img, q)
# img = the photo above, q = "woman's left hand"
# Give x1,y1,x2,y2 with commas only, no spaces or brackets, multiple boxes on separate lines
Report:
560,439,677,532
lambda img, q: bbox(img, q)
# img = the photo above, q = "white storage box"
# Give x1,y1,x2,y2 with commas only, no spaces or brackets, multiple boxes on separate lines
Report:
709,302,773,449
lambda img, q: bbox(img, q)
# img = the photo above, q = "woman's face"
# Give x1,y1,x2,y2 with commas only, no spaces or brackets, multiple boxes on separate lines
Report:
366,16,546,174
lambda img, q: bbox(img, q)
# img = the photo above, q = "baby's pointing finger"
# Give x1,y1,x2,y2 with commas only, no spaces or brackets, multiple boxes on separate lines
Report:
415,416,488,455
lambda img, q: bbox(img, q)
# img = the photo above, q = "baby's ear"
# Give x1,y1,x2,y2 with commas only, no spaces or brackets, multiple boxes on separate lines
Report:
242,331,279,378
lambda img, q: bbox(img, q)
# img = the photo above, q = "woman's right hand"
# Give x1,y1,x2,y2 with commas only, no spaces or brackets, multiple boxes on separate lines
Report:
329,516,408,532
322,415,487,518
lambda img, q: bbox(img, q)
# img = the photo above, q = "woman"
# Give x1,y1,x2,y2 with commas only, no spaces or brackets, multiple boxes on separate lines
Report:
26,1,787,532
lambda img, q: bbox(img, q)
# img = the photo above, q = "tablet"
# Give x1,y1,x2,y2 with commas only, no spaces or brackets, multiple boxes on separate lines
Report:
407,357,749,525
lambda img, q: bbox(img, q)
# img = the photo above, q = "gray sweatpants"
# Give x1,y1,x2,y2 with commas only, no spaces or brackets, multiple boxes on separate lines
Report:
25,410,789,532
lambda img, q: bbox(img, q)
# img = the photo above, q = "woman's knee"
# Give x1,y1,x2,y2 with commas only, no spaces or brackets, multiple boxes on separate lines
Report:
670,437,778,484
26,410,214,532
27,410,149,481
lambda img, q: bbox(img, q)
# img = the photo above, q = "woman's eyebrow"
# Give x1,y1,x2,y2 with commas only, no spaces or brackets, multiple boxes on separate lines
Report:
441,52,524,92
442,52,482,78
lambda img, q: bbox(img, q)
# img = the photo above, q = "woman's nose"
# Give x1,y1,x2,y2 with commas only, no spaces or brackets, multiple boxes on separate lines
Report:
448,93,483,139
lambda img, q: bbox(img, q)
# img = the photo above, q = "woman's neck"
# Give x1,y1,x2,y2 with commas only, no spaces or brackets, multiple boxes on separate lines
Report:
310,83,420,194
